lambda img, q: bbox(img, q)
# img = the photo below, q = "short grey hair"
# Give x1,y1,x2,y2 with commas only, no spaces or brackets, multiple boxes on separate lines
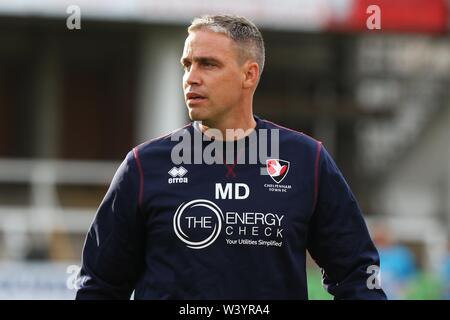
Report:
188,14,265,77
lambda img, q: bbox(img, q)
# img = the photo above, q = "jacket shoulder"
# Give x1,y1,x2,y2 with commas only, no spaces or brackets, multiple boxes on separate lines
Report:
133,123,193,156
260,119,321,151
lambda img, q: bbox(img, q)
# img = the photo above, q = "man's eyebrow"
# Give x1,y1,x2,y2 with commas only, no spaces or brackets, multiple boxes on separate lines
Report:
180,56,221,65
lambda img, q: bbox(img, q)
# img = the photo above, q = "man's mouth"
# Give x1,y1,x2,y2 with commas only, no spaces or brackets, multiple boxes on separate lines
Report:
186,92,207,104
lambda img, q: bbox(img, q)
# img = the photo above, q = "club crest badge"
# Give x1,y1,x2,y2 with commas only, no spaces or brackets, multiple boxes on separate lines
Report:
266,159,290,183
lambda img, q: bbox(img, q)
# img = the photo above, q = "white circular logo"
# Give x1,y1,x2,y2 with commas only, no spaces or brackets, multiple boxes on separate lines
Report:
173,199,224,249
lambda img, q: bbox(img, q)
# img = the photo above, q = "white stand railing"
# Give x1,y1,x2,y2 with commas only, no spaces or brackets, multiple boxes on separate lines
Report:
0,158,119,260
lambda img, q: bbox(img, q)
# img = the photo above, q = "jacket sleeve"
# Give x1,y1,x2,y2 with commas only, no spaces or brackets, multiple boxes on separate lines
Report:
76,150,145,300
306,144,387,300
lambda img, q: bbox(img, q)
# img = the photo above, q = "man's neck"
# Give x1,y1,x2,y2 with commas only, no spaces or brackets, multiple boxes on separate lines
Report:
199,113,257,141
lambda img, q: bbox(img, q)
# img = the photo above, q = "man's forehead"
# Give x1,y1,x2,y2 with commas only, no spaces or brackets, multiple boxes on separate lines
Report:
182,30,236,57
186,29,230,43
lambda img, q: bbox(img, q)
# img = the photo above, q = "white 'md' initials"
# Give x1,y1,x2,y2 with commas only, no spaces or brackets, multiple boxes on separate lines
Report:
215,183,249,200
235,183,249,199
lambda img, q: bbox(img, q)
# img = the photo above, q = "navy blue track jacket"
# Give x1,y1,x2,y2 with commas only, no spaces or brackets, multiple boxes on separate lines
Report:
76,115,386,300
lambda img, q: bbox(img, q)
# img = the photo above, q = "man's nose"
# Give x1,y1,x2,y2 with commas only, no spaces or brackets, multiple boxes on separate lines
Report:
184,65,201,86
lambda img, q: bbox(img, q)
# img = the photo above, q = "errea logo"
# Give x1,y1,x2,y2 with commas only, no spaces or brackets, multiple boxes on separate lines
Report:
168,166,188,184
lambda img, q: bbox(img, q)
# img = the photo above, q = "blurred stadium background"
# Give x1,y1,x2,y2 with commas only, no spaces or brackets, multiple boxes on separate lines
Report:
0,0,449,299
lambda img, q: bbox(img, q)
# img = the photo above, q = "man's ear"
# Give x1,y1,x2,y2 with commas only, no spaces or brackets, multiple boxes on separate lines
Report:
242,61,259,89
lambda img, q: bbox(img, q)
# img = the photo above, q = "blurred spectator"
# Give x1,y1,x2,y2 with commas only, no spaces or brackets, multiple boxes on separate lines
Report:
372,224,418,299
440,243,450,299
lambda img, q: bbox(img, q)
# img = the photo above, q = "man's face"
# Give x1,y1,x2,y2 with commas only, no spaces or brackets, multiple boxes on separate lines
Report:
181,30,245,124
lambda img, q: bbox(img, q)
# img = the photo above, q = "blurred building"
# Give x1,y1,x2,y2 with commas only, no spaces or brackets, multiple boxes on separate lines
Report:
0,0,449,298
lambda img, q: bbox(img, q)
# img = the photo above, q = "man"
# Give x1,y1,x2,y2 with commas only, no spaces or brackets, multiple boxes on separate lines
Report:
76,14,386,300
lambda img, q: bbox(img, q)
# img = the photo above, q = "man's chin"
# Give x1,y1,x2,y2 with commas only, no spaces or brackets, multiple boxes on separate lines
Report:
188,109,208,122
